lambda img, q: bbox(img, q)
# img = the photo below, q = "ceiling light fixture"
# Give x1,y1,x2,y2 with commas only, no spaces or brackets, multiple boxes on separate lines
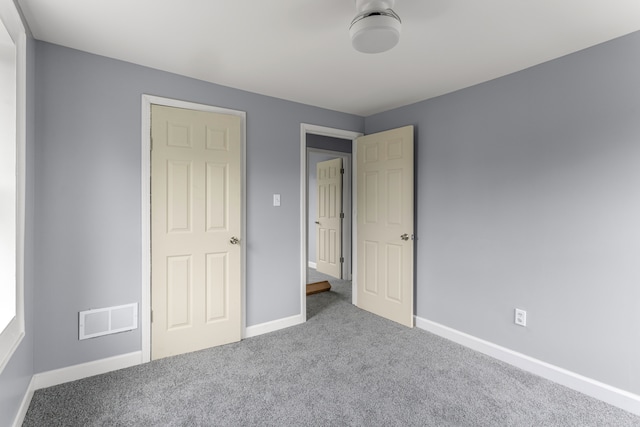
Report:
349,0,402,54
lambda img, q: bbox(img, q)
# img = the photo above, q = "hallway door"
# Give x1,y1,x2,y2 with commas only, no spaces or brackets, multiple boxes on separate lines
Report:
316,158,343,279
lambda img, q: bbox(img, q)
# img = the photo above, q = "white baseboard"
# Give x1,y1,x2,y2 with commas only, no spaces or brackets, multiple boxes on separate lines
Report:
415,316,640,416
12,376,35,427
308,261,317,269
243,313,304,339
33,351,143,390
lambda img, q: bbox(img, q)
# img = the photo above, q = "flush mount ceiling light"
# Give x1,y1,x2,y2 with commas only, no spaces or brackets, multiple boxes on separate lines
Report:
349,0,402,54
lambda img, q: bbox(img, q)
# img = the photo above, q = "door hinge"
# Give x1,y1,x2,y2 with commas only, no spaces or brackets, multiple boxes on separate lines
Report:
340,257,344,263
340,212,344,219
340,168,345,174
151,310,153,323
150,136,153,151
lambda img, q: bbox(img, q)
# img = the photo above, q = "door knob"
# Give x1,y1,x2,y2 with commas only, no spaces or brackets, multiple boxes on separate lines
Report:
400,233,409,241
315,221,320,225
230,236,240,245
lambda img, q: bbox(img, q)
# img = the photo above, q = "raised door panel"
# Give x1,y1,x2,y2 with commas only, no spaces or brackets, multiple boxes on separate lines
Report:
205,162,227,231
167,161,192,233
166,255,192,329
205,252,227,322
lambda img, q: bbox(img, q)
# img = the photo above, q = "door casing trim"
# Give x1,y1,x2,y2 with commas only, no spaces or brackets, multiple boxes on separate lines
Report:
141,95,247,362
300,124,362,322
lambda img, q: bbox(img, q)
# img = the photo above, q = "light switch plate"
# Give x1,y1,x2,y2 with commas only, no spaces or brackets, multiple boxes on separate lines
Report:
273,194,281,206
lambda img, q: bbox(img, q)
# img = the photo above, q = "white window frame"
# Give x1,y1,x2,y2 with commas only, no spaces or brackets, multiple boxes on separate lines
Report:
0,0,26,374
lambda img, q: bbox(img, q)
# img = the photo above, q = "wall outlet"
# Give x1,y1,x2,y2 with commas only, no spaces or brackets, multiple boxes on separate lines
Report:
514,308,527,327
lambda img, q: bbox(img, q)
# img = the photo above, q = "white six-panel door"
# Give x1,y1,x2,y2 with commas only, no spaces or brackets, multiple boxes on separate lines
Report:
151,104,242,359
316,158,343,279
356,126,414,327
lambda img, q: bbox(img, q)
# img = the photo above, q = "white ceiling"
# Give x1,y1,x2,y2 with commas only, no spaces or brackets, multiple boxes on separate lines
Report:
17,0,640,116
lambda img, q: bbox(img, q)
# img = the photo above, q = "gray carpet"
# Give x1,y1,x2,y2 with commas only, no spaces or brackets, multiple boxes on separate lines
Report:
24,272,640,426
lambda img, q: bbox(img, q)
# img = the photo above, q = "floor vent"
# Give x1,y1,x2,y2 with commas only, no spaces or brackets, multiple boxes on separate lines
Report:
79,303,138,340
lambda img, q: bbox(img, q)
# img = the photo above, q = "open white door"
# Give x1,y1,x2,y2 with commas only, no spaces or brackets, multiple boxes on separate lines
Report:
151,104,242,359
356,126,414,327
316,158,343,279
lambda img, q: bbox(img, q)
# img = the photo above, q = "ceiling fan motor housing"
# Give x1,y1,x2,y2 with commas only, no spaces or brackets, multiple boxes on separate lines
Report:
350,0,401,54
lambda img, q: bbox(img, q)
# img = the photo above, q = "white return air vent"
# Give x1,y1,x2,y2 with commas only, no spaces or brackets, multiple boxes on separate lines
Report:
79,303,138,340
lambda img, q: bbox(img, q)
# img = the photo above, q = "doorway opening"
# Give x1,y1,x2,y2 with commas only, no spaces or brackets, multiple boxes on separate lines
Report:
308,148,351,280
299,124,362,323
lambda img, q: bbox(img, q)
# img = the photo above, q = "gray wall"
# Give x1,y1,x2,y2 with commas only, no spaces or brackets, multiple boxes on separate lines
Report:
365,31,640,395
32,41,363,373
0,36,35,427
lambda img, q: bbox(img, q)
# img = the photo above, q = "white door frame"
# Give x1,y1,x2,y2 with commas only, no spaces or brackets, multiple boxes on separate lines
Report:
141,95,247,363
300,124,362,322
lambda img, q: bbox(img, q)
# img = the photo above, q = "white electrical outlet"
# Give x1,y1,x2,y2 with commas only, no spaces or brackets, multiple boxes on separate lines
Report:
514,308,527,327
